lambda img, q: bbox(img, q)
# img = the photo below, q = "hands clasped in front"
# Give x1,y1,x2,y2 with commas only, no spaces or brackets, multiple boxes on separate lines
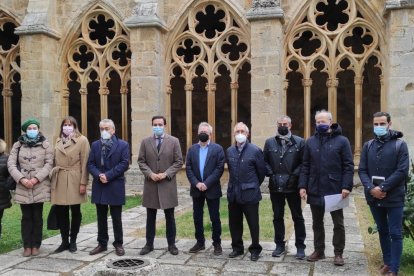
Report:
150,172,167,182
20,178,39,189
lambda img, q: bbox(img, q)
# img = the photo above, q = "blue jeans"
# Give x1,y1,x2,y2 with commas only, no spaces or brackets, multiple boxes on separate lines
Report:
370,205,404,274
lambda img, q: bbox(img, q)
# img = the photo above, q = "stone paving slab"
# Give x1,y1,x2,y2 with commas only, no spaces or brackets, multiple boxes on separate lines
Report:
14,257,83,273
0,269,59,276
269,262,312,276
222,259,271,274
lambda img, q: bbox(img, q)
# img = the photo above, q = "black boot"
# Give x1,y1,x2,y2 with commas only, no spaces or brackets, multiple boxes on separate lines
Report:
69,238,77,253
54,239,69,253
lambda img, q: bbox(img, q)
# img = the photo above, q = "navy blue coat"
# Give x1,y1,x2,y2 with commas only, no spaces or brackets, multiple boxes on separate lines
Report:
186,142,225,199
226,142,266,204
88,135,130,205
298,124,354,206
358,130,409,208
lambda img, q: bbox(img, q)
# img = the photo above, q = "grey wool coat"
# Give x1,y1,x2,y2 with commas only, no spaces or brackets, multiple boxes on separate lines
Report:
138,134,183,209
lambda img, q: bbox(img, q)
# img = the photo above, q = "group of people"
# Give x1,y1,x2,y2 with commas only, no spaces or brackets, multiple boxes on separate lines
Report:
0,110,408,276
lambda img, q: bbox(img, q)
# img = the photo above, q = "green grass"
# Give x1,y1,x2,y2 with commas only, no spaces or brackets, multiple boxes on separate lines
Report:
156,197,291,241
0,195,141,254
401,237,414,275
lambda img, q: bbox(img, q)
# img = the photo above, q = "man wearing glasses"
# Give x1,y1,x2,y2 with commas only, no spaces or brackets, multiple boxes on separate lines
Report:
263,115,306,260
138,115,183,255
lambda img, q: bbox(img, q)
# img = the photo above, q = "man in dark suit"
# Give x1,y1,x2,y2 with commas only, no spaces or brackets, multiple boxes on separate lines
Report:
138,115,183,255
186,122,225,255
87,119,130,256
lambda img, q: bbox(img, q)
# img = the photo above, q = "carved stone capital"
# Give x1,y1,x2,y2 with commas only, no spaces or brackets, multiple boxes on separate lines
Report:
326,78,339,88
99,87,109,95
385,0,414,10
166,85,172,95
1,88,13,97
124,0,168,31
79,88,88,95
302,78,313,87
283,79,289,90
185,84,194,91
120,86,129,94
354,76,364,86
230,82,239,89
206,83,216,92
247,0,284,21
62,88,70,99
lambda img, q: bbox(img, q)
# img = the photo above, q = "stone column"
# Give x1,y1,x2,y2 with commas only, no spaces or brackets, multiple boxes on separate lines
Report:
247,0,284,147
384,1,414,157
15,1,61,142
124,0,167,185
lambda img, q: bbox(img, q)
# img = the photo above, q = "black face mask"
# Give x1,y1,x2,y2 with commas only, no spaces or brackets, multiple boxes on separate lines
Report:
198,133,209,142
278,126,289,136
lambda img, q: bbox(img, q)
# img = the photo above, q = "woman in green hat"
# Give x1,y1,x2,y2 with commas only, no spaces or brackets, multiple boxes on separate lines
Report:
7,118,53,257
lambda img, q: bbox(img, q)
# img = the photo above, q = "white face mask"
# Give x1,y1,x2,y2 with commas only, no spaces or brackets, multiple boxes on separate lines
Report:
235,133,247,144
101,130,111,140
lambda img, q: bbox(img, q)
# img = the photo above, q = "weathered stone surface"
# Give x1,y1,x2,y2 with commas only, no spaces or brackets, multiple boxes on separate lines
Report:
15,257,83,273
223,259,270,274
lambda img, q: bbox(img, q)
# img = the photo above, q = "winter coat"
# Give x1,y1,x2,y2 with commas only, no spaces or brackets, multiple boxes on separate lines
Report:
8,136,53,204
226,141,266,205
264,135,305,193
87,135,130,206
358,130,409,208
0,154,12,210
298,124,354,206
186,142,225,199
138,134,183,209
50,135,90,205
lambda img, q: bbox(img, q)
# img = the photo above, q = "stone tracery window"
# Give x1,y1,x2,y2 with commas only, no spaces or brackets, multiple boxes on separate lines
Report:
63,8,131,142
285,0,383,161
0,12,20,148
167,1,250,154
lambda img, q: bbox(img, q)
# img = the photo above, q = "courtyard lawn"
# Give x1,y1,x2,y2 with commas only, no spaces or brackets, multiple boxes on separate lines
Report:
0,195,141,254
156,197,292,242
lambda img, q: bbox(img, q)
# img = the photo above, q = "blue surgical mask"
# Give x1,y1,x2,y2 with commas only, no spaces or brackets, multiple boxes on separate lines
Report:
101,130,111,140
374,126,388,137
153,126,164,137
26,129,39,139
316,124,330,133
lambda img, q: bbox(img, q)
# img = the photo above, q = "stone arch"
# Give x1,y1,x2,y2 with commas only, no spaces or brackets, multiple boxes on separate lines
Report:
283,0,385,162
0,8,21,148
165,0,251,154
60,3,131,143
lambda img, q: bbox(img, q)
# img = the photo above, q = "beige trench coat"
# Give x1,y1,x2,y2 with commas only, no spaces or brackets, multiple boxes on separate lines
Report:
50,135,90,205
138,134,183,209
8,138,53,204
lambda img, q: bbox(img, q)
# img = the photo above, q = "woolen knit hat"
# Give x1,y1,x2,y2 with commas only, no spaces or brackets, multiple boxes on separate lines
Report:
21,118,40,132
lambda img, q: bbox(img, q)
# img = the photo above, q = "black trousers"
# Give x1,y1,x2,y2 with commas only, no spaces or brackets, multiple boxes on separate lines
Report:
193,195,221,246
228,202,262,254
0,209,3,238
96,204,123,247
56,204,81,242
270,192,306,249
310,204,345,255
146,208,176,246
20,203,44,248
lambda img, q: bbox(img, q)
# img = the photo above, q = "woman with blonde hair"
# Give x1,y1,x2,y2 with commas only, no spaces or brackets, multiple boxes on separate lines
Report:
50,116,90,253
8,118,53,257
0,139,12,240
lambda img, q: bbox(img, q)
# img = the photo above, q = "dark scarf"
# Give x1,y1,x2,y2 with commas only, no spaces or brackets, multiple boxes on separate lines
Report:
100,137,113,167
18,134,45,147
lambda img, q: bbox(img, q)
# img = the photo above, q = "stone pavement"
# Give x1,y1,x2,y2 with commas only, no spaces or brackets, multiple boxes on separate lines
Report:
0,189,368,276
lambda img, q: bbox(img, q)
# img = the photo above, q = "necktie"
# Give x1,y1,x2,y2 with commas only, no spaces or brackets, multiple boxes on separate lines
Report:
157,137,162,152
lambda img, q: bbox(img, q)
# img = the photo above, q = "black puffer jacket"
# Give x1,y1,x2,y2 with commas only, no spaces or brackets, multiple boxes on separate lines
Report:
0,154,12,210
264,135,305,193
298,124,354,206
358,130,409,208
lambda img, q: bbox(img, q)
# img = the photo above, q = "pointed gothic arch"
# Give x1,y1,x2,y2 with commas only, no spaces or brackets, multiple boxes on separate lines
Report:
284,0,385,162
165,0,251,154
61,5,131,142
0,10,21,149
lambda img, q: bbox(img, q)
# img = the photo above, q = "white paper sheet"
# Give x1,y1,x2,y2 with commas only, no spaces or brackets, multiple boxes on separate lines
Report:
324,194,349,212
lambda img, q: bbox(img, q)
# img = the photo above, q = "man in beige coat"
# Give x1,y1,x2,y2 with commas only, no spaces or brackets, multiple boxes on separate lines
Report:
138,115,183,255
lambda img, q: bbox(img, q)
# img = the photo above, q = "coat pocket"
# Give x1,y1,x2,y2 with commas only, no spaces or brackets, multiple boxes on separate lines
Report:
240,182,260,203
272,174,290,191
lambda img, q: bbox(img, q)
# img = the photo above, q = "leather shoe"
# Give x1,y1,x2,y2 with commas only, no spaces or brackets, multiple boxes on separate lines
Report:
54,242,69,254
139,244,154,255
379,265,390,275
250,252,260,261
115,245,125,256
89,244,107,255
307,251,325,262
213,244,223,256
31,247,40,256
168,244,179,255
295,248,306,260
229,250,244,258
23,248,31,257
69,240,77,253
189,243,205,253
272,245,285,257
334,254,344,266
